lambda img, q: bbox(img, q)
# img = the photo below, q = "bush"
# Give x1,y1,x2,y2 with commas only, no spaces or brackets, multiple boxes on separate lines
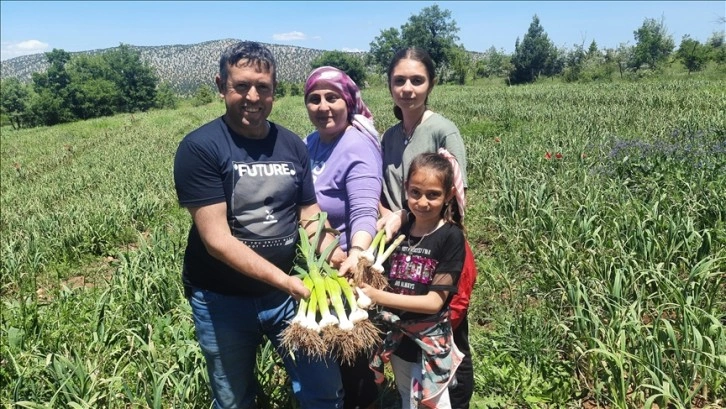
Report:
192,85,215,107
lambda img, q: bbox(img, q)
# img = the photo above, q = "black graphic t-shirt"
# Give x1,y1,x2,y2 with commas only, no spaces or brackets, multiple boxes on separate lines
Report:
383,221,464,361
385,221,464,320
174,117,316,295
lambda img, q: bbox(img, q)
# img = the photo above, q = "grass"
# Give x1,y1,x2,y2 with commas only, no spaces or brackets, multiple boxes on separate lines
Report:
2,76,725,408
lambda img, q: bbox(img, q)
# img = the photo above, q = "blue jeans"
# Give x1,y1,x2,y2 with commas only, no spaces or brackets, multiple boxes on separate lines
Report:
189,287,343,409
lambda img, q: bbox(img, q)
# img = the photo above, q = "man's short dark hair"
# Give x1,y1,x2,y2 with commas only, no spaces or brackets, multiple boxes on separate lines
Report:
219,41,277,86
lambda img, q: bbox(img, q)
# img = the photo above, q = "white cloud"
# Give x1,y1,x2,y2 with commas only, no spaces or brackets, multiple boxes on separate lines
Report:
1,39,50,61
16,39,49,51
272,31,307,41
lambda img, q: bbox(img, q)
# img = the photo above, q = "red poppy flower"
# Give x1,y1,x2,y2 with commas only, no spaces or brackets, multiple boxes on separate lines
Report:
544,152,552,160
555,152,563,159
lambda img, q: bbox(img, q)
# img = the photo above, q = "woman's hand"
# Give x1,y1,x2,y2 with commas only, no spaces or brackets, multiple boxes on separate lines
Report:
327,246,347,268
376,209,407,242
336,249,360,278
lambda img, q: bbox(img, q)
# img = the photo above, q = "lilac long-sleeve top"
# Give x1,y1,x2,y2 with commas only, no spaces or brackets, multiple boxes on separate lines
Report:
305,126,383,251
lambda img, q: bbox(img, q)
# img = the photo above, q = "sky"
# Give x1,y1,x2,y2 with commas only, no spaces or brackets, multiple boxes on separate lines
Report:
1,1,724,61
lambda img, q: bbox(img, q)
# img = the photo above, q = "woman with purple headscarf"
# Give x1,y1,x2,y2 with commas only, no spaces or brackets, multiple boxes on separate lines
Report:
303,66,382,409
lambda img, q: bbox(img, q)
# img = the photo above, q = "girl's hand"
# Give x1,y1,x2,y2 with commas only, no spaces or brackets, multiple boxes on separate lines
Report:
359,282,378,304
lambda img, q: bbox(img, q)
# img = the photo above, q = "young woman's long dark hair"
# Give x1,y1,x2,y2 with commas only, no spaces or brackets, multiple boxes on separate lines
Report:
407,152,464,229
386,47,436,121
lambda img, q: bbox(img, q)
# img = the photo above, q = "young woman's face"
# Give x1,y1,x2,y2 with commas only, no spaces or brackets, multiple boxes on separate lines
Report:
305,85,349,140
406,169,452,226
389,58,431,113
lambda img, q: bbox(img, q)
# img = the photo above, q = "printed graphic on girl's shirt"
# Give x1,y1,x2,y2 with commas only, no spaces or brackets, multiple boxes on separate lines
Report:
388,250,438,296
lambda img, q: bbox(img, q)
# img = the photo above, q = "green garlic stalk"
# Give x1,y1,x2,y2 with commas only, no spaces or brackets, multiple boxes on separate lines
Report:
371,234,406,274
325,275,353,330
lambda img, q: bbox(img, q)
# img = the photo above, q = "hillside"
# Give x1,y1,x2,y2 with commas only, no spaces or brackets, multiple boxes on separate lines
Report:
0,39,366,95
1,39,488,96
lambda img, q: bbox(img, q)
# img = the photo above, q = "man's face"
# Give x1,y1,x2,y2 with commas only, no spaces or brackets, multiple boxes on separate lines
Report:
217,60,275,138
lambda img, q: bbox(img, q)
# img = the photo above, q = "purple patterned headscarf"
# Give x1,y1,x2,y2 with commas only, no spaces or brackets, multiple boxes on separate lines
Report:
304,66,380,151
305,66,372,120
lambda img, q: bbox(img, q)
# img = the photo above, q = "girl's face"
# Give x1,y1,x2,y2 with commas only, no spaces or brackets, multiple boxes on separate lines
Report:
389,58,431,113
406,169,453,226
305,85,349,140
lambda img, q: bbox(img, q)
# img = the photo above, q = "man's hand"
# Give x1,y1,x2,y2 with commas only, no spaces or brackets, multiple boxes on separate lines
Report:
285,275,311,301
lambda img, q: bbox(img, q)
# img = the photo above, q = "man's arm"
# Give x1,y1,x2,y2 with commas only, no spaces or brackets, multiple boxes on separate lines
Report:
189,202,310,300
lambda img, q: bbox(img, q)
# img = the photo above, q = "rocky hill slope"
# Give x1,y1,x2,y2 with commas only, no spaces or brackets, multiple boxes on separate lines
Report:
0,39,365,95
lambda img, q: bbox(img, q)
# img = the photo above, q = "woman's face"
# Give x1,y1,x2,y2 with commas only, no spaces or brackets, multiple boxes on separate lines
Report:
305,85,349,140
389,58,431,113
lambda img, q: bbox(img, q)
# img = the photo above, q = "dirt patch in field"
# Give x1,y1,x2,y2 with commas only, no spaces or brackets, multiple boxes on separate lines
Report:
34,256,117,303
580,397,609,409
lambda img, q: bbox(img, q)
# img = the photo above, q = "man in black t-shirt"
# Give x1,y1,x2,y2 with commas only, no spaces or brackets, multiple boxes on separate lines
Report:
173,41,344,409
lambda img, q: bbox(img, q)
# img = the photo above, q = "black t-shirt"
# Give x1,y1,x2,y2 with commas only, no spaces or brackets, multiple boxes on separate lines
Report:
383,221,464,361
174,117,316,295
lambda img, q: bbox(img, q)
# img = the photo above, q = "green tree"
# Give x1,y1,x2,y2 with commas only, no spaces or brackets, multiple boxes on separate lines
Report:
310,50,367,86
676,35,710,74
562,41,609,83
103,44,159,112
68,54,112,82
31,49,75,125
11,45,161,126
155,83,178,109
400,4,461,79
26,88,70,127
562,43,587,82
632,17,675,70
587,40,599,57
510,15,560,84
42,49,73,93
274,81,288,98
368,5,462,80
192,85,215,107
1,78,30,129
707,30,726,64
289,82,302,96
67,54,118,119
445,45,471,85
613,43,635,79
67,78,117,119
368,28,403,73
474,46,512,79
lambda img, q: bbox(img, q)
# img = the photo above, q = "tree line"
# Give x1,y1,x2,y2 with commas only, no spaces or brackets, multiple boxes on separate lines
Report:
2,5,724,129
364,6,725,85
1,45,177,129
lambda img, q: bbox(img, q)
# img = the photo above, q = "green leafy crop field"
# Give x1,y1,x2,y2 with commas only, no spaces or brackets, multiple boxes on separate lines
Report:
2,79,724,408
